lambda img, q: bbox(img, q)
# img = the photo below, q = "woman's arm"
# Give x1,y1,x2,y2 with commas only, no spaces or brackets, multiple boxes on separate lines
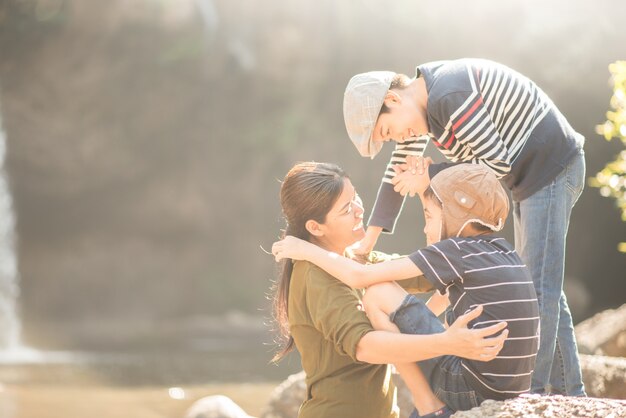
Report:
272,236,422,288
356,306,509,364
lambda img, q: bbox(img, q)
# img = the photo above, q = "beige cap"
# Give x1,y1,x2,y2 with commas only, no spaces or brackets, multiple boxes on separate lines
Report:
429,164,509,238
343,71,396,159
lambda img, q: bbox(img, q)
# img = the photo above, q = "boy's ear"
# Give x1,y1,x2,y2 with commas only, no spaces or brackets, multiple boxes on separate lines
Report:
305,220,324,237
382,90,402,108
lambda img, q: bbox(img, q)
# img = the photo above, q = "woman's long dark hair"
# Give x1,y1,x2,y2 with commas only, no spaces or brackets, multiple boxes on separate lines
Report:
271,162,347,362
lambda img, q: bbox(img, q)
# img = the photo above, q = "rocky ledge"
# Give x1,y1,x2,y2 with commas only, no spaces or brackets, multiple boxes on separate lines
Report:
186,304,626,418
453,395,626,418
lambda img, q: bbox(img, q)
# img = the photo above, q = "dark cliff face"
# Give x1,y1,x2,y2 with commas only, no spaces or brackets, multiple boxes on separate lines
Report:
0,0,625,348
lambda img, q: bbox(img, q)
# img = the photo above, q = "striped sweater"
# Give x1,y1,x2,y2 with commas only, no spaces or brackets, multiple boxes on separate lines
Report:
370,59,584,233
408,235,539,400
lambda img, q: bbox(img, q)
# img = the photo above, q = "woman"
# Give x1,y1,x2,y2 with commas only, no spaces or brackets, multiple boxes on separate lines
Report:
271,161,507,418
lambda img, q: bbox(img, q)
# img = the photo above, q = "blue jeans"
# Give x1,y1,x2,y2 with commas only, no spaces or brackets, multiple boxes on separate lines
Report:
390,295,484,412
512,149,586,396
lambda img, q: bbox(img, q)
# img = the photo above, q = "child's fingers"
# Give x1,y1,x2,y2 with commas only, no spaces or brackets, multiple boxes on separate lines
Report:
406,156,418,174
394,183,409,196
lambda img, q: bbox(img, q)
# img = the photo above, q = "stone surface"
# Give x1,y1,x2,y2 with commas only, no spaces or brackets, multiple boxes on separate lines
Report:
260,371,306,418
580,354,626,399
393,371,416,418
259,354,626,417
184,395,253,418
257,369,417,418
452,394,626,418
255,306,626,417
575,304,626,357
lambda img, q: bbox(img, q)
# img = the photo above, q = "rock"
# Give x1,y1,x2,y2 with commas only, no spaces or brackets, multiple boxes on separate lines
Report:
580,354,626,399
260,371,306,418
575,304,626,357
184,395,254,418
452,394,626,418
392,372,415,418
260,355,626,417
259,370,414,418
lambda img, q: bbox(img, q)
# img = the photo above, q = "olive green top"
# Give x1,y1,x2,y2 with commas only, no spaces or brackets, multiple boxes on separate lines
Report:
288,253,431,418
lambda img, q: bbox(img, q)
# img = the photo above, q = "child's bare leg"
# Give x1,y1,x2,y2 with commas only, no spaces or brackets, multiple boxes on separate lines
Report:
364,283,445,415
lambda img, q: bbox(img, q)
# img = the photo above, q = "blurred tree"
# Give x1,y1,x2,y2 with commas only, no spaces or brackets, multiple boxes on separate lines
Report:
592,61,626,252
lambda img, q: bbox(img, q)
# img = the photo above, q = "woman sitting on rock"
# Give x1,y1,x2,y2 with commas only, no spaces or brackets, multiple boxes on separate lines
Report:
271,161,508,418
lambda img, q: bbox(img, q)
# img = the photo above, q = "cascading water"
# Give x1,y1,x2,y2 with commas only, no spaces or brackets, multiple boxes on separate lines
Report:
0,108,19,350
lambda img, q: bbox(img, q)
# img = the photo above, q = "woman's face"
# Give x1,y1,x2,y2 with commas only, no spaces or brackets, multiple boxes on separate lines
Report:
314,178,365,253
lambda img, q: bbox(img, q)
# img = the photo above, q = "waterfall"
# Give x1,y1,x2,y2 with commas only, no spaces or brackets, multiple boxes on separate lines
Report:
0,107,19,350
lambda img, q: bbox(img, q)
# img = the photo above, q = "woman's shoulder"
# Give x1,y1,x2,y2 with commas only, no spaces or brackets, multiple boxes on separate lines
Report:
292,260,336,284
291,260,357,299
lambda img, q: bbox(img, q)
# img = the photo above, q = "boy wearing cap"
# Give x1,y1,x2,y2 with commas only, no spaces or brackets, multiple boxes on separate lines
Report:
342,58,585,396
272,164,540,417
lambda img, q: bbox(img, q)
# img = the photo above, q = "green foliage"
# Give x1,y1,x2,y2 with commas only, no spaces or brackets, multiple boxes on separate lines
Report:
591,61,626,252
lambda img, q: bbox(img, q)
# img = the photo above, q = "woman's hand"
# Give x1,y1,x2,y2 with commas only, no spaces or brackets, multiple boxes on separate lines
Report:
443,305,509,361
272,235,314,262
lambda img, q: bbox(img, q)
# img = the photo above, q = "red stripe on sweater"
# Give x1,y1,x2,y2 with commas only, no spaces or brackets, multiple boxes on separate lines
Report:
444,132,455,149
452,96,483,131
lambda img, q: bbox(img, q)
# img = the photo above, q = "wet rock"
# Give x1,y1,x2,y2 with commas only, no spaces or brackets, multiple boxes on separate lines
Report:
184,395,253,418
580,354,626,399
575,304,626,357
452,394,626,418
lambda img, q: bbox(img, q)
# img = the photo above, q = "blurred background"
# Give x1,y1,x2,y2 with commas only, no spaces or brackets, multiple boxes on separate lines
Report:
0,0,625,417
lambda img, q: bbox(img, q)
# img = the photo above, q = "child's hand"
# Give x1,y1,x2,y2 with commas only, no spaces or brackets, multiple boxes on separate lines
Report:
272,235,313,262
349,225,382,258
405,155,432,175
391,157,432,197
346,242,370,264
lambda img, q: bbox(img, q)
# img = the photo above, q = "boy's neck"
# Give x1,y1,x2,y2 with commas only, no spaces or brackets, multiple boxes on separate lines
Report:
407,77,428,112
458,230,495,240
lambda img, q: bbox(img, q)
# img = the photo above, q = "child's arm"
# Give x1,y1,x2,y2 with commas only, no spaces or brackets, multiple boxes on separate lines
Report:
350,225,383,256
272,236,422,288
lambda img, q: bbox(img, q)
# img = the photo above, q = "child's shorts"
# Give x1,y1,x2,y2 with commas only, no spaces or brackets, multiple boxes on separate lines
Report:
389,294,485,411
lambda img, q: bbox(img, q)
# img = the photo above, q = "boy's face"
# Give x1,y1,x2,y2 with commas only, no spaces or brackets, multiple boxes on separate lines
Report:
371,91,429,144
423,197,443,246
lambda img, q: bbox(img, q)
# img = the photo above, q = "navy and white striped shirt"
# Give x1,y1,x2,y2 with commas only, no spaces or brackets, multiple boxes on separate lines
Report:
408,235,539,400
370,59,584,233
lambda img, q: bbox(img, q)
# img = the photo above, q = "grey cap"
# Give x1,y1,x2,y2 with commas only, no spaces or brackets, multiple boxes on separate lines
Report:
343,71,396,159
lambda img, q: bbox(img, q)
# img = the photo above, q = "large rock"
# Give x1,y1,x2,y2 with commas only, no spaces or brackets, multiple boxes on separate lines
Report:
184,395,254,418
452,394,626,417
260,354,626,418
257,305,626,417
259,370,414,418
260,371,306,418
580,354,626,399
575,304,626,357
